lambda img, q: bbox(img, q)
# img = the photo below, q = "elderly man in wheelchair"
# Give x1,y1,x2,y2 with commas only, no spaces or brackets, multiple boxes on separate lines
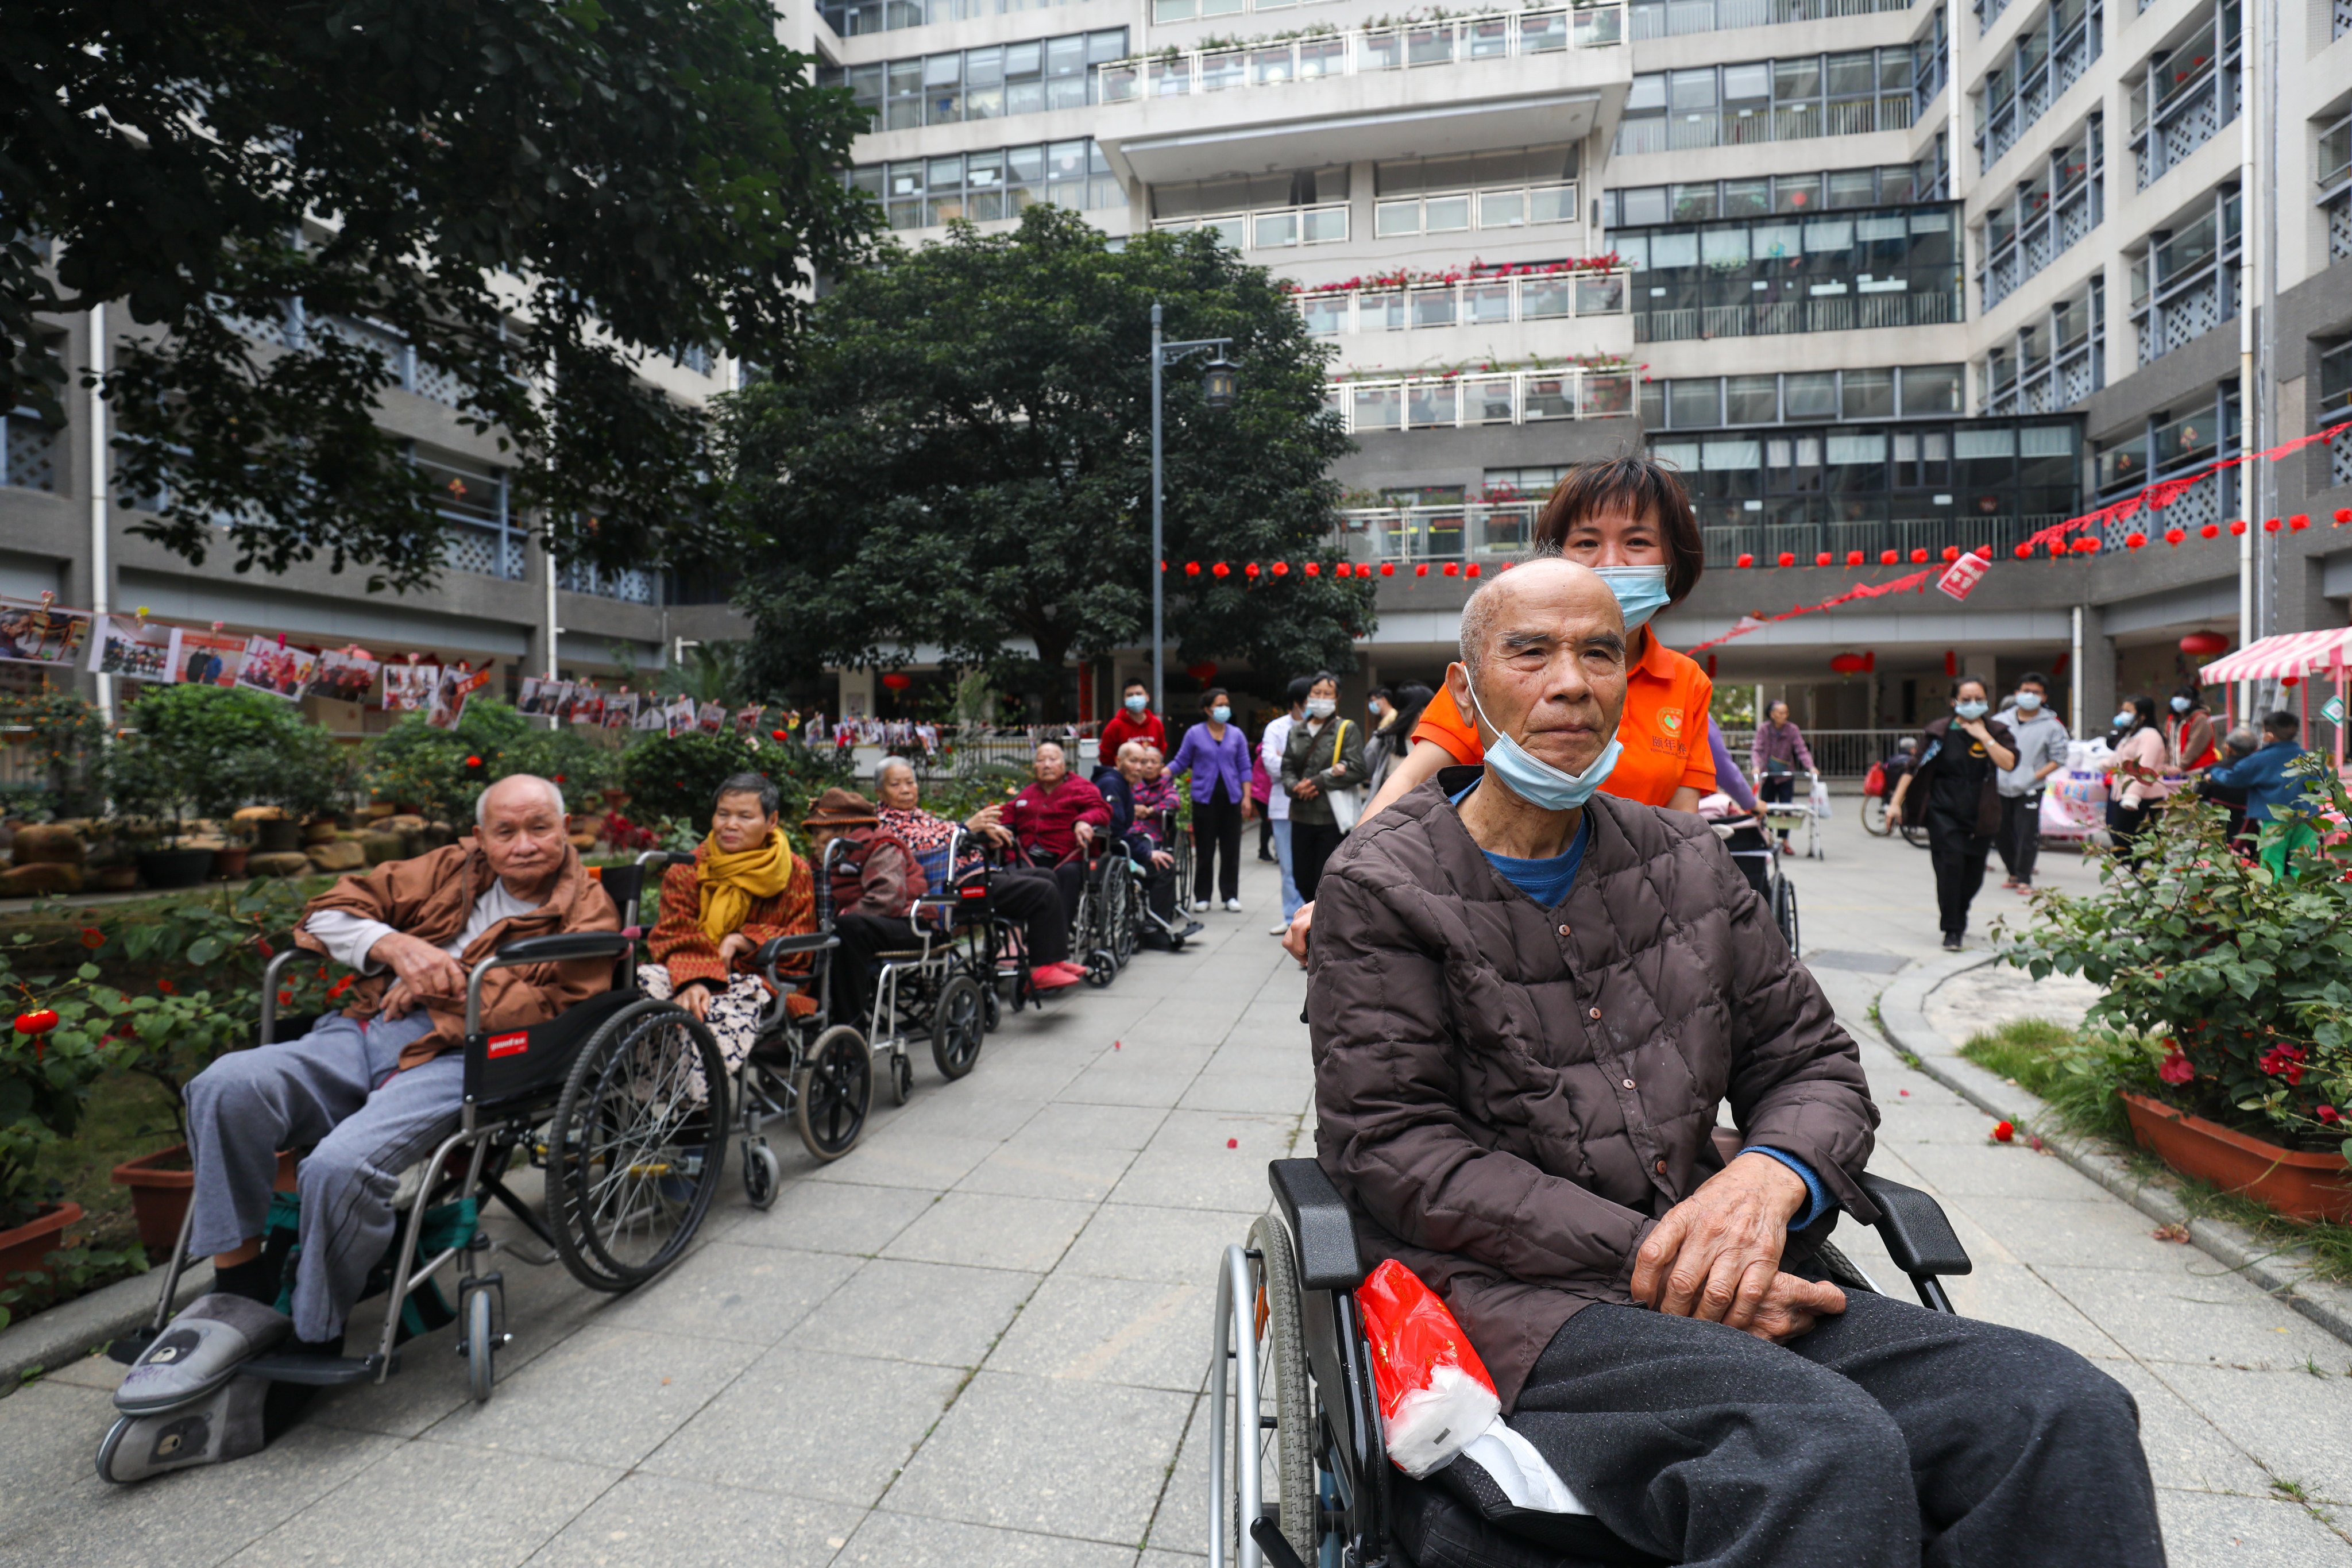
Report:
1218,557,2161,1568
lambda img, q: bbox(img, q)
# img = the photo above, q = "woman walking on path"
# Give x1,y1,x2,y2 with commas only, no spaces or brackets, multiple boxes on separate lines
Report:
1993,671,2069,893
1886,677,2017,951
1166,687,1253,912
1751,700,1814,847
2106,693,2173,855
1281,671,1369,903
2169,685,2218,771
1259,678,1308,931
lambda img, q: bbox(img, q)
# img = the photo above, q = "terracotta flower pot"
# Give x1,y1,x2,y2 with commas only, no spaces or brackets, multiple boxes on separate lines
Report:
212,845,250,880
111,1146,302,1253
601,786,631,811
0,1201,83,1297
2119,1091,2352,1222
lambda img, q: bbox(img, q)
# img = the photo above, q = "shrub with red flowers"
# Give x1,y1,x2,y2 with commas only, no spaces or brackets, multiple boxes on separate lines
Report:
2003,759,2352,1160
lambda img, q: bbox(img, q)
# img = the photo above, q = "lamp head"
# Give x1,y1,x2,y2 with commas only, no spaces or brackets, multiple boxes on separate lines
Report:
1200,353,1238,410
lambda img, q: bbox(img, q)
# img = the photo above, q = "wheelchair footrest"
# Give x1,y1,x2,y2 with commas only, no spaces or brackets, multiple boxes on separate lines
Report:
235,1350,396,1387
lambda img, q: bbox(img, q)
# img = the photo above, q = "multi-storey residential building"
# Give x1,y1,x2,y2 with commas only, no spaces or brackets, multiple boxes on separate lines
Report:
13,0,2351,754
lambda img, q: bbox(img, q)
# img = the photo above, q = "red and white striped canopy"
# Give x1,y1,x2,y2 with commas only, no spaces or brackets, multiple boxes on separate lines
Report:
2198,627,2352,684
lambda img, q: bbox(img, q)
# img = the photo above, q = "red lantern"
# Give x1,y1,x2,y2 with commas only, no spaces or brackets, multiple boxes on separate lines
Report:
1415,563,1429,577
2291,513,2311,531
2070,536,2099,554
1879,550,1898,566
465,754,484,768
1465,563,1482,578
1845,550,1864,567
1942,650,1958,678
1910,549,1929,563
1185,561,1202,576
1186,661,1219,683
1863,651,1876,672
771,729,788,741
1706,654,1718,677
1271,560,1289,576
880,671,913,692
1380,562,1396,576
2283,674,2302,688
1442,562,1459,576
1736,553,1755,568
2013,544,2033,559
2200,523,2220,539
1941,546,1960,562
2263,517,2282,534
2125,531,2146,549
1307,562,1323,577
1778,552,1796,567
2046,540,2067,558
2229,519,2247,536
2337,509,2352,526
1829,651,1869,677
2165,527,2185,546
2179,631,2229,657
1246,562,1262,579
1212,561,1230,577
1815,552,1833,567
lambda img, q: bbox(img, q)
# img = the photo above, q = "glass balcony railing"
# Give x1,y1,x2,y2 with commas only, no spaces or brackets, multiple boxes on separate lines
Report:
1333,503,1544,565
1322,367,1636,432
1374,182,1579,237
2319,110,2352,192
1614,93,1914,155
1629,0,1908,40
1297,269,1629,335
1154,203,1348,249
1096,5,1624,101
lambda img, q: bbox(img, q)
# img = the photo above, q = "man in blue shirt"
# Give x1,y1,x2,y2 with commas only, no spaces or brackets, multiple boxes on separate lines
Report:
2204,710,2319,871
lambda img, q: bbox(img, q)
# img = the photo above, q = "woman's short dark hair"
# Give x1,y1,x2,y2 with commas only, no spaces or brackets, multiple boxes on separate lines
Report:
2172,683,2206,711
1307,670,1340,692
1285,675,1315,705
2120,694,2159,734
1200,687,1230,710
714,772,779,815
1952,676,1990,700
1534,456,1706,607
1391,682,1436,734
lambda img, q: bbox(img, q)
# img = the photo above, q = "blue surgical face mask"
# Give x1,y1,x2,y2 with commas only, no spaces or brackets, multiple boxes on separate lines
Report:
2014,692,2042,712
1954,699,1988,720
1305,697,1336,719
2171,696,2192,713
1125,694,1147,713
1368,701,1383,716
1592,564,1673,634
1210,705,1231,723
2113,710,2135,729
1462,676,1623,812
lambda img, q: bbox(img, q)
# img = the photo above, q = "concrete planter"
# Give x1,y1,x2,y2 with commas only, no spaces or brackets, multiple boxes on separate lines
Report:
2120,1091,2352,1223
0,1202,82,1297
111,1145,302,1252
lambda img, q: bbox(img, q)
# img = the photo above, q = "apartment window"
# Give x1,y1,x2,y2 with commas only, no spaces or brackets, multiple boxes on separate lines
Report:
1618,50,1924,156
1645,367,1968,429
1617,204,1963,342
824,29,1127,126
1605,166,1921,227
859,139,1122,229
822,0,1087,38
1726,375,1781,423
1374,146,1579,236
1482,466,1571,499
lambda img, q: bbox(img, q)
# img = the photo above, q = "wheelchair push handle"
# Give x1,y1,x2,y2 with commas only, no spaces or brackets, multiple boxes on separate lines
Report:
255,945,305,1044
1856,1172,1972,1279
1269,1158,1368,1292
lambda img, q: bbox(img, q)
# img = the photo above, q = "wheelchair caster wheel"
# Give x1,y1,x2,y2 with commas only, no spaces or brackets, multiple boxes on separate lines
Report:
460,1279,506,1404
1084,949,1115,988
981,986,1001,1033
743,1140,782,1210
889,1052,914,1106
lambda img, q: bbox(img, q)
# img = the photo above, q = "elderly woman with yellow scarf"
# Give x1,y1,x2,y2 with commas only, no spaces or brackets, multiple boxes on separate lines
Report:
639,772,817,1072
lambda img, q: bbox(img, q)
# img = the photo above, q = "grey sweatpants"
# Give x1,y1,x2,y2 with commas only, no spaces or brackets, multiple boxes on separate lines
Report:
183,1011,459,1343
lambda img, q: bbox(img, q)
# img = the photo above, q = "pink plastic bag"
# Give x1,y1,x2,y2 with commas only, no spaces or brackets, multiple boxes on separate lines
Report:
1356,1259,1501,1477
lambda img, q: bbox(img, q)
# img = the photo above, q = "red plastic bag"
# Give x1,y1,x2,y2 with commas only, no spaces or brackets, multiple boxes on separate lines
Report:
1356,1259,1501,1477
1863,760,1886,798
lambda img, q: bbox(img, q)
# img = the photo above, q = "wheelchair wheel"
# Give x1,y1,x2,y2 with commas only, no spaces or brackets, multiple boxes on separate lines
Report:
547,999,728,1292
1899,814,1930,848
464,1285,497,1403
1110,871,1140,970
793,1024,872,1162
889,1049,915,1106
930,973,986,1081
1220,1215,1317,1564
1083,948,1116,988
1773,875,1800,958
742,1138,782,1210
1861,793,1891,836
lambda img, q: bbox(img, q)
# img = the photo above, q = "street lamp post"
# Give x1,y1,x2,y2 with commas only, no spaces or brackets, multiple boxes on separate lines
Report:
1149,302,1237,717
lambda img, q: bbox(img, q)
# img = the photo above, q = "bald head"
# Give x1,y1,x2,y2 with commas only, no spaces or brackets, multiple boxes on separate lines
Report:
1447,556,1629,787
1458,555,1625,667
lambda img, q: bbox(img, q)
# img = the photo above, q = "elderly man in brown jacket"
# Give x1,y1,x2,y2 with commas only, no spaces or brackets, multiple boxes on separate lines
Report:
169,775,616,1353
1308,557,2160,1567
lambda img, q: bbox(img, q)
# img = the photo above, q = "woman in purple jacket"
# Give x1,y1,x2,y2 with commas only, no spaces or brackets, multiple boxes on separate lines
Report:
1165,688,1255,911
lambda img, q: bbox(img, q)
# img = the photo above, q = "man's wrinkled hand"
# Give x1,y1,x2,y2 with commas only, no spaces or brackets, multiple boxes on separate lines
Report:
380,980,422,1021
368,931,465,1001
1630,1152,1810,1331
1743,1272,1845,1343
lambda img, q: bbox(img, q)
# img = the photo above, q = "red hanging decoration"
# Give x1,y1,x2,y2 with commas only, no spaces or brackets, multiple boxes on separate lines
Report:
1212,561,1230,577
1271,560,1289,576
1942,649,1959,678
2262,517,2282,534
2200,523,2220,539
1184,561,1202,576
1910,549,1929,564
2125,531,2147,549
1941,546,1960,562
2290,513,2311,531
1243,561,1260,578
2178,631,2229,656
2165,527,2185,546
2046,540,2068,558
1829,651,1870,677
1778,552,1797,567
1814,551,1833,567
2282,674,2302,688
1879,550,1899,566
2013,544,2033,559
1736,553,1755,568
2070,536,2099,554
1705,654,1718,677
880,671,913,692
1381,562,1396,576
1465,563,1482,578
1415,563,1429,577
1844,550,1864,567
1187,661,1219,682
2229,519,2248,536
2336,508,2352,525
1863,651,1876,672
1442,562,1460,576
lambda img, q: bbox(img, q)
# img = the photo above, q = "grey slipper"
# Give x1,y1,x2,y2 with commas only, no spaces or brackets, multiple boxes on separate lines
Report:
96,1375,268,1484
113,1293,290,1416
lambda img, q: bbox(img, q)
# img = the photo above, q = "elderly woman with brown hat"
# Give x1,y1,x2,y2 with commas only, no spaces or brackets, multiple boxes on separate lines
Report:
639,772,817,1071
802,786,933,1019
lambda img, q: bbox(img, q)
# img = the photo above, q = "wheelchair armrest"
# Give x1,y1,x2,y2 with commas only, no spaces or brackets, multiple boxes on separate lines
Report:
1857,1172,1972,1278
754,932,840,967
493,932,635,965
1269,1158,1367,1292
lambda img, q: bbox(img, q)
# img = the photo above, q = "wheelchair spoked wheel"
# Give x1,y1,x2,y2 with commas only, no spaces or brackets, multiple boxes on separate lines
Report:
1861,793,1891,836
1773,875,1800,957
793,1024,873,1162
930,972,986,1081
1110,874,1140,970
547,999,729,1292
1083,948,1117,988
1214,1215,1318,1567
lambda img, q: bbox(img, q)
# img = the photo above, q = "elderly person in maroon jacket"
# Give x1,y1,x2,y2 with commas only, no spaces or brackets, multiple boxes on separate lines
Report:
1308,555,2158,1568
991,740,1111,928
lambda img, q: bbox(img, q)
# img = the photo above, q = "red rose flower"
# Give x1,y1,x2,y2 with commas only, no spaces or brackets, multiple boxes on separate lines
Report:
80,926,105,949
2157,1049,2193,1085
1990,1121,2015,1144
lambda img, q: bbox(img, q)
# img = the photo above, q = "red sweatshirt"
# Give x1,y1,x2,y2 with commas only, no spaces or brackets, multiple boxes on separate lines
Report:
1099,709,1168,756
1006,774,1111,861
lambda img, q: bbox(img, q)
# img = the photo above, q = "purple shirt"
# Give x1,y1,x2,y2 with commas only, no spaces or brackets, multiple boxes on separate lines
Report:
1709,718,1759,811
1167,720,1252,805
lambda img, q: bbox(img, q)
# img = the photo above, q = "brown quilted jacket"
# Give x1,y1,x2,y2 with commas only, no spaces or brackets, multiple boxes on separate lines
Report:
1307,771,1880,1410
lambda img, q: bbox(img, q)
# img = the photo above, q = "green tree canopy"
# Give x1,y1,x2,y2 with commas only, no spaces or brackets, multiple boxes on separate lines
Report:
720,207,1372,717
3,0,877,590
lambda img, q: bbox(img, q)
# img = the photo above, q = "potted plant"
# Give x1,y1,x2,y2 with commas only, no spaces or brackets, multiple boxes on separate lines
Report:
2004,759,2352,1221
0,951,118,1310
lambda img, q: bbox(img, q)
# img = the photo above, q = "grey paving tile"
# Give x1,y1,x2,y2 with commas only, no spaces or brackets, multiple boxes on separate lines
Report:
2098,1359,2274,1497
2152,1488,2352,1566
38,1347,130,1393
594,1241,860,1346
225,1438,617,1568
1060,1065,1214,1110
876,1089,1052,1143
1145,1393,1210,1557
1176,1065,1316,1115
1110,1110,1303,1213
639,1346,964,1504
785,1257,1040,1368
1926,1261,2123,1362
986,1272,1210,1392
1017,1102,1171,1150
1877,1137,2114,1202
881,1191,1096,1273
528,1473,864,1568
1940,1195,2186,1272
2037,1262,2351,1369
955,1135,1139,1202
713,1179,939,1257
426,1324,761,1468
804,1132,1001,1191
2160,1362,2352,1506
833,1511,1137,1567
1061,1203,1258,1285
885,1369,1193,1544
0,1382,399,1568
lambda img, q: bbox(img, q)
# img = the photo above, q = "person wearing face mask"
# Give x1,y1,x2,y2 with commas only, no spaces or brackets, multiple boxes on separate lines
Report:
1167,687,1254,910
2166,685,2217,771
1282,670,1370,901
2103,694,2173,856
1280,458,1716,963
1992,671,2070,893
1886,678,2018,950
1099,677,1167,757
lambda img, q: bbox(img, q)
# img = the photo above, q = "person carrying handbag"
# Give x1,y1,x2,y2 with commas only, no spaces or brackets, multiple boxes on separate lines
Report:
1281,670,1369,901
